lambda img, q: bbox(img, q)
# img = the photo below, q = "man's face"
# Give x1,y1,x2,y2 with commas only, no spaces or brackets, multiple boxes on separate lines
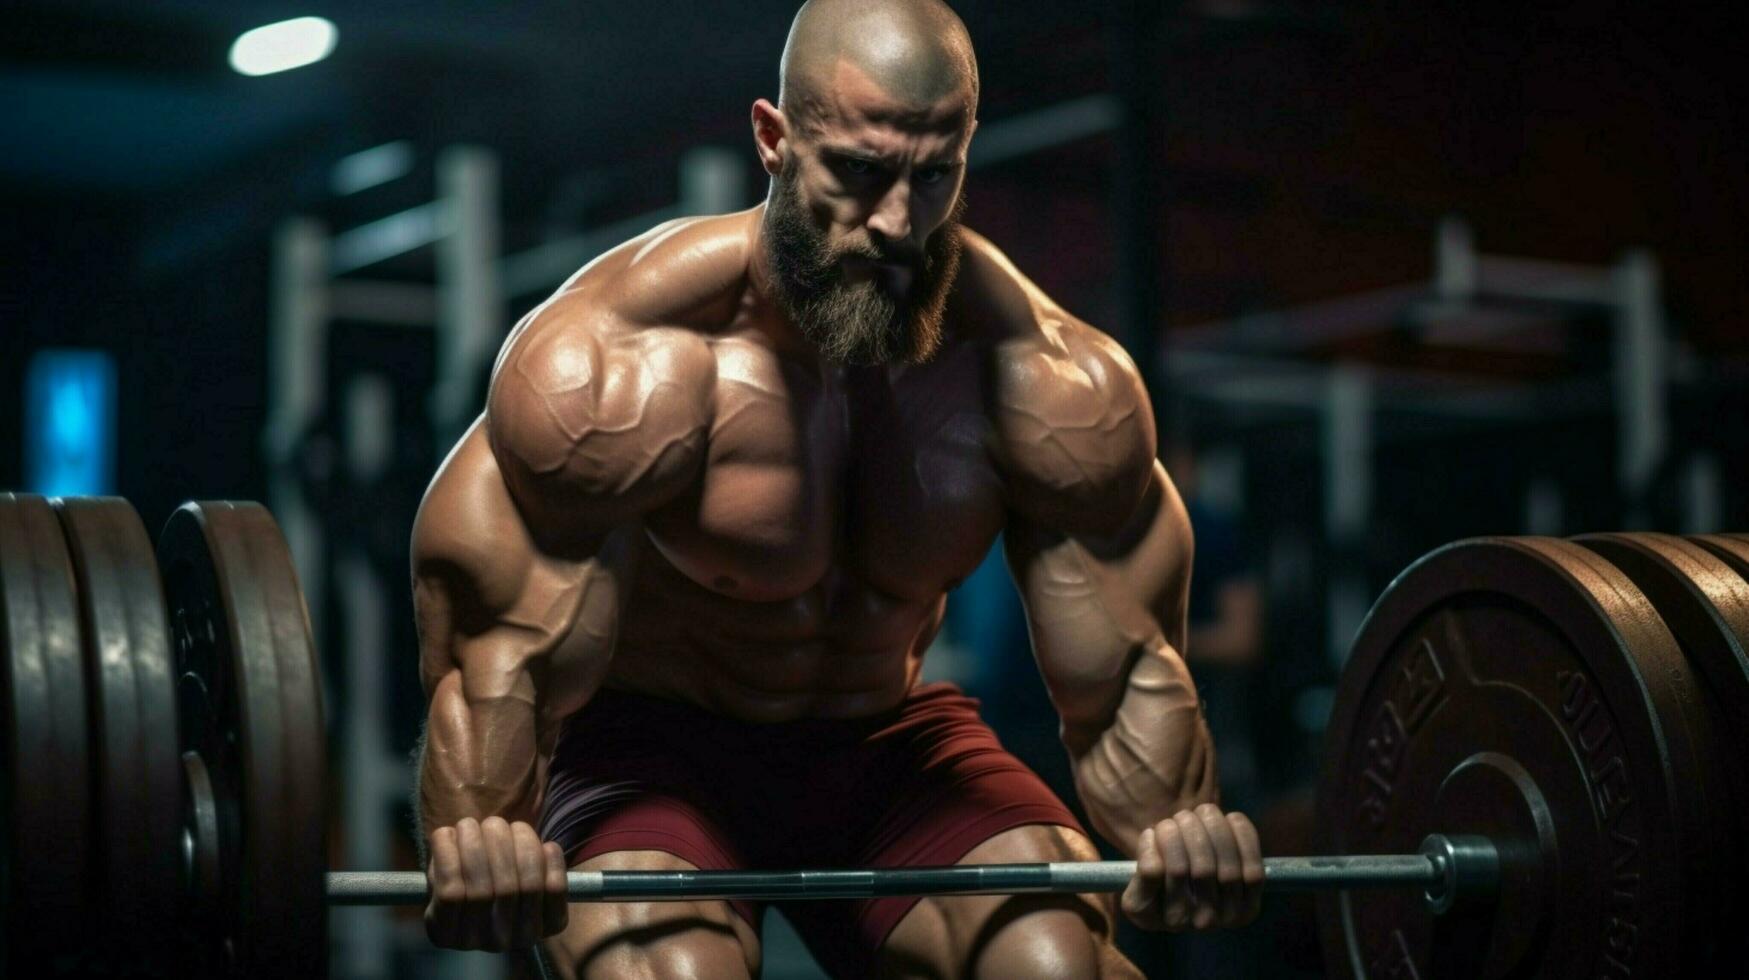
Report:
761,60,975,366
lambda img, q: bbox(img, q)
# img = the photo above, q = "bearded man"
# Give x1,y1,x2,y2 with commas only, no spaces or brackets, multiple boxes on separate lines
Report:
412,1,1263,976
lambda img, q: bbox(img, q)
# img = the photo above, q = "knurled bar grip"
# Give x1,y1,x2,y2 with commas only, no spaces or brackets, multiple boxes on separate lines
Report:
327,834,1497,913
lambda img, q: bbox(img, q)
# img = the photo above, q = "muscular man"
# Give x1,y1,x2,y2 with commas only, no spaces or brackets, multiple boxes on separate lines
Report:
413,2,1263,976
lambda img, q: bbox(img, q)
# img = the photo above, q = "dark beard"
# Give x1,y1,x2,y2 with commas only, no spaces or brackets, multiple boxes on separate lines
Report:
761,163,965,366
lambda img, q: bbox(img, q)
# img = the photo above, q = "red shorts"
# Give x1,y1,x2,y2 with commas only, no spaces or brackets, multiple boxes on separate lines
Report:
536,682,1084,978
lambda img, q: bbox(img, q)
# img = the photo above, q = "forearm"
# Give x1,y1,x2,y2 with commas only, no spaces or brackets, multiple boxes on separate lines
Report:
1066,639,1218,855
418,669,545,838
1003,457,1207,852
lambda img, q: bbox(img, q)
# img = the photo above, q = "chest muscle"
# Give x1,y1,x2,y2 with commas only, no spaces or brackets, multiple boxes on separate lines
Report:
644,345,1005,606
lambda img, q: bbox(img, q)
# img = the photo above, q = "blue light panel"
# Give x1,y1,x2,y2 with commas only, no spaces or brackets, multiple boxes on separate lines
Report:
25,349,116,496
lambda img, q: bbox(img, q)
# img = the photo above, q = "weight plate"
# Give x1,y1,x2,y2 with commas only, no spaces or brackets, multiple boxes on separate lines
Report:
1577,532,1749,964
158,501,326,978
52,497,183,969
1316,537,1717,978
1685,535,1749,715
0,493,92,969
1689,533,1749,599
1580,531,1749,751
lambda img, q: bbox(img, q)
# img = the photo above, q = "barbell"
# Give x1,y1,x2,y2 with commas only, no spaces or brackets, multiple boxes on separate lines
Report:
3,492,1747,979
325,832,1499,911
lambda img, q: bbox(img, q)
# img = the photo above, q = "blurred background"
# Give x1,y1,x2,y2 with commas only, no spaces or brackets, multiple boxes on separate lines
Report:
4,1,1747,976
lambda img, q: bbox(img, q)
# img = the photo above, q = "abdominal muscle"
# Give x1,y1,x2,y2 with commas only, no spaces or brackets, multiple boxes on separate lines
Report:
603,545,948,722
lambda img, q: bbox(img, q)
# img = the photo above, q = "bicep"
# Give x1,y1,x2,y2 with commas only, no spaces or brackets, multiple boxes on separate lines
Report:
412,421,623,720
1005,463,1193,724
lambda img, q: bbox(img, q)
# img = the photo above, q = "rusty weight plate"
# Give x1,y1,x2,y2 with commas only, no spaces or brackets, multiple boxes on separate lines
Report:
1579,531,1748,749
158,501,327,978
0,493,92,970
1316,537,1721,978
1689,533,1749,563
1682,533,1749,741
51,497,185,971
1575,532,1748,965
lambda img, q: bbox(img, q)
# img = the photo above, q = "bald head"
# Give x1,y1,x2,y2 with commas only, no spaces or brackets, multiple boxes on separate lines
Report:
780,0,978,126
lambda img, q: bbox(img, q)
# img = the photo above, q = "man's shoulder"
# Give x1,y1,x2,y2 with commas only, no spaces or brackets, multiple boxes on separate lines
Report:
486,310,715,517
608,210,758,328
481,214,746,517
492,209,755,407
562,209,757,330
949,228,1044,337
953,230,1157,533
951,229,1137,376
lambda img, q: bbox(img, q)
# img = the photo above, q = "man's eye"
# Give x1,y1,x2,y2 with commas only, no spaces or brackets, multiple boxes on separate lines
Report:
842,158,873,175
916,166,949,185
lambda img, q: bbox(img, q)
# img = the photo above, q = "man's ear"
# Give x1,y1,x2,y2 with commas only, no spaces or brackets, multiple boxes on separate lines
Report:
751,98,788,177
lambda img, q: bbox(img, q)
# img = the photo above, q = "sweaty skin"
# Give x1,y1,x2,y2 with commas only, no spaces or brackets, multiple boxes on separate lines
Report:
414,0,1244,972
415,213,1215,829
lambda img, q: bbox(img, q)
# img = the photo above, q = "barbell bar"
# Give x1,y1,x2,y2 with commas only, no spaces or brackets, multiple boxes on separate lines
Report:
325,833,1499,912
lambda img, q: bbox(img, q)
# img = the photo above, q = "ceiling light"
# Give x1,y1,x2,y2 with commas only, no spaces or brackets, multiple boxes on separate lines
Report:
229,16,338,77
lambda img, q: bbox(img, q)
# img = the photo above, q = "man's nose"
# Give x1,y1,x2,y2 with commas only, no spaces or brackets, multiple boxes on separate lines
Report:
866,180,913,244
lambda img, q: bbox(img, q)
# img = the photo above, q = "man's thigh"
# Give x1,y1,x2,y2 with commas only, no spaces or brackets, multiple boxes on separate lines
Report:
541,850,762,980
878,826,1142,980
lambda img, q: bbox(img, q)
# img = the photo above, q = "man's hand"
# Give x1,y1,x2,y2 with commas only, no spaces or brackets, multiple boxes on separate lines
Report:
424,817,569,950
1121,803,1264,931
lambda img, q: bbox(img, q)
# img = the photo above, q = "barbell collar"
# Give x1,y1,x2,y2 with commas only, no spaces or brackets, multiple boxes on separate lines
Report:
326,833,1493,912
1420,833,1501,915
